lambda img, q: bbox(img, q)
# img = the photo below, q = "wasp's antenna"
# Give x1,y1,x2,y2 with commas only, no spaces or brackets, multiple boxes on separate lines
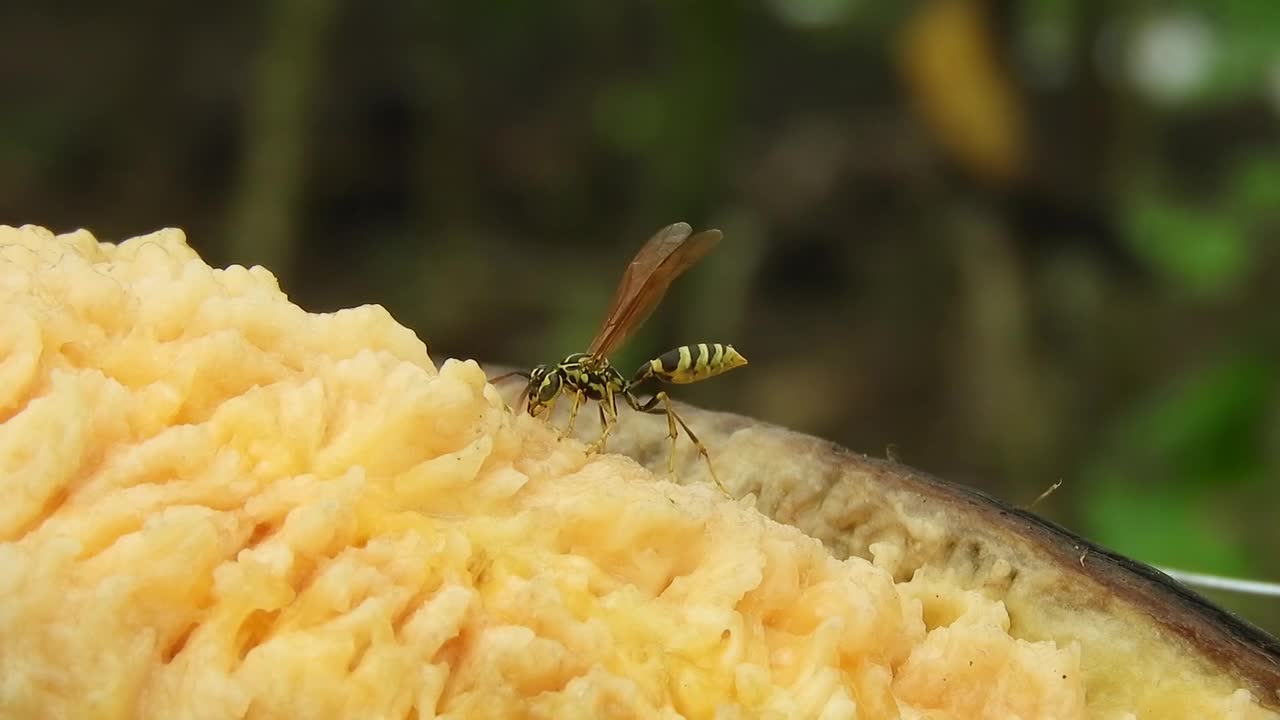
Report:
488,370,532,414
489,370,532,384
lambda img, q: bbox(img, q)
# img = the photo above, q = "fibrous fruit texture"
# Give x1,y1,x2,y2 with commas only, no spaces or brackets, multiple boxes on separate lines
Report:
0,225,1272,719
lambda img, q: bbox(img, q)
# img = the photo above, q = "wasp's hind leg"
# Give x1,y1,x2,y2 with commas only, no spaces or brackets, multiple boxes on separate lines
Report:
629,390,730,497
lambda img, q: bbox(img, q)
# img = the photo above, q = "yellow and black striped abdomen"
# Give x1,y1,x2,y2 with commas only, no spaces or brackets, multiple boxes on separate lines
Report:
638,343,748,385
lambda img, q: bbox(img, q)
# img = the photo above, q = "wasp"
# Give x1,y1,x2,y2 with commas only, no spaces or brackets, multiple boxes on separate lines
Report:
493,222,748,495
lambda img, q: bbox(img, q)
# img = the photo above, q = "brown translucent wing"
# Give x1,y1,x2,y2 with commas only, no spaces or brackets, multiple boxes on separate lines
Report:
587,221,723,358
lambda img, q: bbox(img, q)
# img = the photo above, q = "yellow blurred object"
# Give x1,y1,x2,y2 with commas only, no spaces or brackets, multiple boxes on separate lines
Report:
0,225,1272,719
899,0,1027,185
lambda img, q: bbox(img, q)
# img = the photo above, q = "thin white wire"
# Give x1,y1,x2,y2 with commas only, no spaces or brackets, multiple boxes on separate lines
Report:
1157,567,1280,598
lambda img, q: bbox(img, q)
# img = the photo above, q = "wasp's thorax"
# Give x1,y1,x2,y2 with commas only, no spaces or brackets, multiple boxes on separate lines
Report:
523,353,632,418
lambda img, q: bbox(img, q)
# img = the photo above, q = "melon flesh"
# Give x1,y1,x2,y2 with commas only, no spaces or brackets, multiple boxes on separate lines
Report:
0,225,1272,719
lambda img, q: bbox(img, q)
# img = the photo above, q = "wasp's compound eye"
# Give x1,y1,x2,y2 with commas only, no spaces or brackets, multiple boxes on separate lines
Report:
535,371,561,404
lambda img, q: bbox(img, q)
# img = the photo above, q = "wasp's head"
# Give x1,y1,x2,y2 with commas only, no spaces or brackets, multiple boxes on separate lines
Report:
525,364,562,417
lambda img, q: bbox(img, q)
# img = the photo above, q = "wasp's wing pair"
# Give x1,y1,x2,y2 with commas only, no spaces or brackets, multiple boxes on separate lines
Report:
586,221,722,359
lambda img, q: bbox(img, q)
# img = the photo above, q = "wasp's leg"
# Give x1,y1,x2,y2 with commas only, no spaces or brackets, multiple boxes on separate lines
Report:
558,389,586,439
626,391,675,472
629,390,729,497
588,387,619,454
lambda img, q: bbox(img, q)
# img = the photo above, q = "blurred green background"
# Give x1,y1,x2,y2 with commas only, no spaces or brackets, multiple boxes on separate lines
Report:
3,0,1278,632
